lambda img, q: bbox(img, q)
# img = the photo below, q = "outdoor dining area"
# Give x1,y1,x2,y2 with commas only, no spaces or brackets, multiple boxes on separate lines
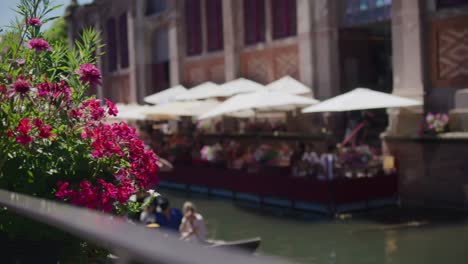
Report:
109,76,421,213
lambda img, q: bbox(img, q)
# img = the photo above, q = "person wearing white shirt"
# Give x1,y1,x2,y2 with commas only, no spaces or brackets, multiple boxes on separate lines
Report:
179,202,207,243
319,145,338,181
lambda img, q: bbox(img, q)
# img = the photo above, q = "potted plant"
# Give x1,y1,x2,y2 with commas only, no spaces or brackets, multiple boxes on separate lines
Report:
0,0,158,261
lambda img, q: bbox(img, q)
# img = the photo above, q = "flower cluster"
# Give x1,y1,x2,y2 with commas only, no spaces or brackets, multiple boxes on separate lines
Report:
9,117,56,146
55,178,135,213
27,38,52,52
0,0,160,215
426,113,449,133
76,64,102,87
26,18,42,26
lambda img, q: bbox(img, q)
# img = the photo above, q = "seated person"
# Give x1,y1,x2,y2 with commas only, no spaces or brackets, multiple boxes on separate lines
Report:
140,197,157,225
302,144,320,176
318,144,338,181
180,202,207,243
155,197,183,231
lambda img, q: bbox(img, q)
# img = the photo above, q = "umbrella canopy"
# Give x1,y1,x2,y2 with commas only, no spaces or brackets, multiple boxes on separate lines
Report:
144,100,221,119
217,78,265,97
175,82,220,101
302,88,422,113
144,85,187,105
110,104,150,121
199,90,318,120
266,76,311,95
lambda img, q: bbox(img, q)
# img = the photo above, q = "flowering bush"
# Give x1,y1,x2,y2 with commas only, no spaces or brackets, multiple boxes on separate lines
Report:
0,0,158,215
426,112,449,133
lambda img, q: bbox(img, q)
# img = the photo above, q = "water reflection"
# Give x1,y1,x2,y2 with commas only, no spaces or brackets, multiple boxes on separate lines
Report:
162,189,468,264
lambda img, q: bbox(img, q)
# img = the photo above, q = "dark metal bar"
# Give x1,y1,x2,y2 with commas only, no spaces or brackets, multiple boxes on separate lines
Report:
0,189,295,264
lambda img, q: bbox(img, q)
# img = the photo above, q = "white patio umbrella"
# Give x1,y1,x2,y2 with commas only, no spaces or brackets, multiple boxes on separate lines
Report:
109,104,151,121
198,90,319,120
216,78,265,97
302,88,422,113
144,85,187,105
144,100,221,120
266,76,311,95
175,82,220,101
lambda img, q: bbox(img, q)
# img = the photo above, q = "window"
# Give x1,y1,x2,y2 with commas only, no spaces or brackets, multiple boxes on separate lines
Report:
342,0,392,27
437,0,468,9
271,0,297,39
106,18,117,72
146,0,167,15
205,0,224,51
244,0,265,45
185,0,202,56
119,13,129,69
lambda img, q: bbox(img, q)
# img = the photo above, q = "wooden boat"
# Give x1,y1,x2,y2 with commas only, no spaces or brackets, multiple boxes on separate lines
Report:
207,237,261,253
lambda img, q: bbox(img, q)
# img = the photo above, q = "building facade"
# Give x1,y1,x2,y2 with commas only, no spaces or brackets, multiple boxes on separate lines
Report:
66,0,468,209
66,0,468,130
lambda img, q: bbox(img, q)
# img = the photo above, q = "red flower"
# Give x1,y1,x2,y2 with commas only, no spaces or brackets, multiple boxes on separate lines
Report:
6,130,13,138
13,78,31,94
27,38,51,52
38,124,53,139
26,18,42,26
105,99,118,116
16,134,33,145
17,118,32,134
76,64,101,87
33,118,43,128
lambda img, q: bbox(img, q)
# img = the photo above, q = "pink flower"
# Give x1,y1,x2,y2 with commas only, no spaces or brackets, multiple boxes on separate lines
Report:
76,64,101,87
55,181,73,200
16,58,26,65
13,78,31,94
27,38,51,52
26,18,42,26
37,81,72,101
69,109,83,119
105,99,118,116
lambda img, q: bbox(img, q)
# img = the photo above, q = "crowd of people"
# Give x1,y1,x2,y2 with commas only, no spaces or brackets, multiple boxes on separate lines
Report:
152,133,384,179
139,196,207,243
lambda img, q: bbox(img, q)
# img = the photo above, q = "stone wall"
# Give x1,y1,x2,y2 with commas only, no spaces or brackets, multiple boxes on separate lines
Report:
384,134,468,209
239,44,299,84
183,56,225,86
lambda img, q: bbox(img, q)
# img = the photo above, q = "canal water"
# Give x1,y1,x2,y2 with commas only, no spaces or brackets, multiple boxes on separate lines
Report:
162,189,468,264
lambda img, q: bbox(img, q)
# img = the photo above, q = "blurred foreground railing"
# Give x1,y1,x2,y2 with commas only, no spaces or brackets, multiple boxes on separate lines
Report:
0,189,294,264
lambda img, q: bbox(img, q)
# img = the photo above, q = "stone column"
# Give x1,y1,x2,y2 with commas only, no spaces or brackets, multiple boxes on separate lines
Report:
222,0,240,81
297,0,315,91
200,0,208,55
265,0,273,43
385,0,425,137
312,0,341,99
168,0,184,86
133,0,147,103
308,0,343,139
127,6,138,103
94,13,104,100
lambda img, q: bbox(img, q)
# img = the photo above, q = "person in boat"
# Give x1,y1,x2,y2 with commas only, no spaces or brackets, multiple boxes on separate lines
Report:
140,197,157,225
155,196,183,231
179,201,207,243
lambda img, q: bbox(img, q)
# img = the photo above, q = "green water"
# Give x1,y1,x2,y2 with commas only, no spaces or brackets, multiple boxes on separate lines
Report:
162,190,468,264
